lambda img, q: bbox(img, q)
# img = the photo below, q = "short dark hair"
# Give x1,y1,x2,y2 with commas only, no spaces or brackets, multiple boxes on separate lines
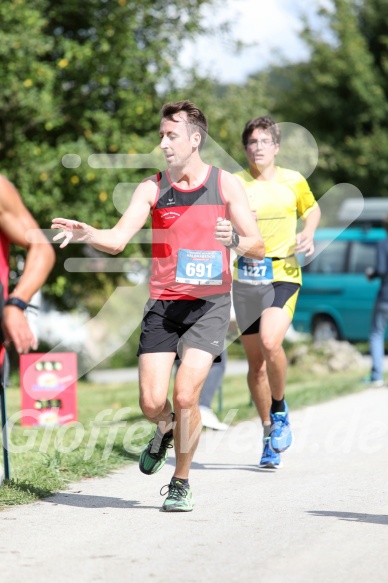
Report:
241,115,281,147
161,100,208,149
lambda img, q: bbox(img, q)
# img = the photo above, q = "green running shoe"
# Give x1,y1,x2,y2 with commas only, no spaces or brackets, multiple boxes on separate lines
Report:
139,429,173,475
161,479,195,512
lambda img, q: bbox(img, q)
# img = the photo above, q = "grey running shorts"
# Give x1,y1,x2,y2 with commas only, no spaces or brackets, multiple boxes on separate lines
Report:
137,293,231,359
232,280,300,335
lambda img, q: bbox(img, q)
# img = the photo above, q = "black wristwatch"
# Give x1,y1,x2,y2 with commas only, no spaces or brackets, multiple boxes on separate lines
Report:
225,230,240,249
5,297,28,310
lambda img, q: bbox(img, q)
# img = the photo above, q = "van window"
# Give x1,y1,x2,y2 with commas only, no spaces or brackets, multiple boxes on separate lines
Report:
307,240,347,274
348,241,377,273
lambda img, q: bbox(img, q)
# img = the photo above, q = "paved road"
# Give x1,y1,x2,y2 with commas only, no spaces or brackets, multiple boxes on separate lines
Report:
1,387,388,582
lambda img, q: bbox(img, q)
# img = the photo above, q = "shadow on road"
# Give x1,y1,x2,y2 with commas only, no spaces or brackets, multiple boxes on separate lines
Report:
307,510,388,525
165,458,277,472
43,493,160,510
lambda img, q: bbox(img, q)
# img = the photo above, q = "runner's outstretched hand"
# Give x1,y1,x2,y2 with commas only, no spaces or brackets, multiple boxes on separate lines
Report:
51,218,91,249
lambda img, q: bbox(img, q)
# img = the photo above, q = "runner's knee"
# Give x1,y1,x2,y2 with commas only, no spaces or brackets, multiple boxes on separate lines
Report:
259,335,283,360
173,388,198,411
139,395,166,419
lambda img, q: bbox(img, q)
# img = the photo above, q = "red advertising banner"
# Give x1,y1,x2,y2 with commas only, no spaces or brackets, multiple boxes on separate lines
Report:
20,352,77,426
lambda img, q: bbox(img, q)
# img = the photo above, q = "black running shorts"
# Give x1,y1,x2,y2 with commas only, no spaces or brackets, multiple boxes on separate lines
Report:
137,293,231,359
232,281,300,335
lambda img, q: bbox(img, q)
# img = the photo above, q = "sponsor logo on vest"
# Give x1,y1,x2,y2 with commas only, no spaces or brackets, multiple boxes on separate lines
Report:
161,211,180,219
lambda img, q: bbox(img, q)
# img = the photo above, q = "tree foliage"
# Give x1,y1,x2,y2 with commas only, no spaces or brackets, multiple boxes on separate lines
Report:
0,0,219,309
267,0,388,197
3,0,388,314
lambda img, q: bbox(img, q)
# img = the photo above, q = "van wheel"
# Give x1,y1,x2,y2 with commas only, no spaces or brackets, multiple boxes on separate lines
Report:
312,317,340,342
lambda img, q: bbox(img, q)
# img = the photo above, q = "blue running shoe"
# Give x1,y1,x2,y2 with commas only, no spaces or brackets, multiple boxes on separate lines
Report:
259,438,282,468
270,402,293,453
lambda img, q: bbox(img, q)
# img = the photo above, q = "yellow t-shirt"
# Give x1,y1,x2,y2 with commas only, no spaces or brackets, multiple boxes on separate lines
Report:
234,166,318,284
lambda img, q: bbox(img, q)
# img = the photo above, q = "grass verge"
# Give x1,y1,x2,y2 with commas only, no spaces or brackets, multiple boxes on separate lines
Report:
0,364,371,509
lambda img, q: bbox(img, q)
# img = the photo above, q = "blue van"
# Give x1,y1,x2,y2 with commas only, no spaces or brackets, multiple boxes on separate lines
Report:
293,227,386,342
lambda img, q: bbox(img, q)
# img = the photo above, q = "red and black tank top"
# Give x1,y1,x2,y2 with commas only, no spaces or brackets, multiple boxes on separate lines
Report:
149,165,232,300
0,231,9,302
0,231,9,363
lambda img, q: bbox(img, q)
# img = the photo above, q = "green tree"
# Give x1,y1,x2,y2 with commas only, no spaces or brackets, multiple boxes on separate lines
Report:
0,0,221,309
266,0,388,198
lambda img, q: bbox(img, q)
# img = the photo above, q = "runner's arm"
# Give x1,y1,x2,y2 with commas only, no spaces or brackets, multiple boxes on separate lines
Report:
295,205,321,257
216,171,265,259
0,175,55,302
51,177,157,253
0,175,55,353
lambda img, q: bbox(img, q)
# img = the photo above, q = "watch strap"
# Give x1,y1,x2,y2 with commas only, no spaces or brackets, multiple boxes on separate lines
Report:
5,297,28,311
225,230,239,248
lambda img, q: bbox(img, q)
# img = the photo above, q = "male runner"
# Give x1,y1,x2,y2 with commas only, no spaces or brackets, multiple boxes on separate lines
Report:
52,101,265,511
233,116,320,468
